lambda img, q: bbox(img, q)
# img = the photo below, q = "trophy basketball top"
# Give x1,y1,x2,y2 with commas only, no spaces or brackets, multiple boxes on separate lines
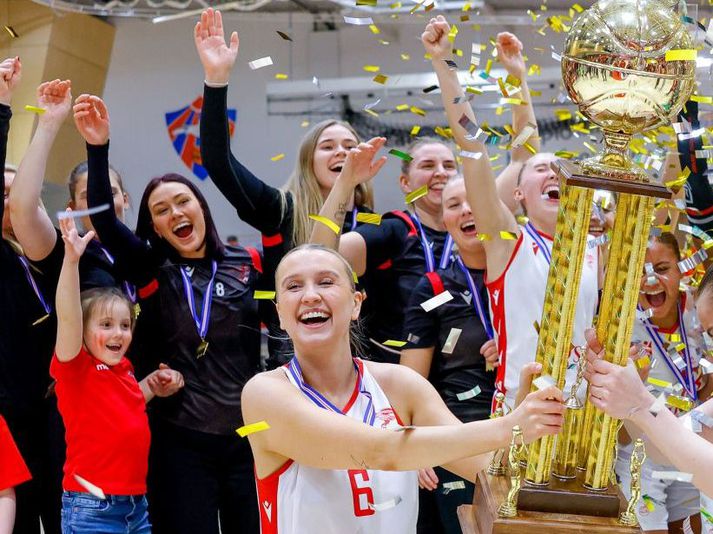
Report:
561,0,695,180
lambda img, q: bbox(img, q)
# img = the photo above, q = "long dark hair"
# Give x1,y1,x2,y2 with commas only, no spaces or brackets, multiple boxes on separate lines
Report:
136,173,225,261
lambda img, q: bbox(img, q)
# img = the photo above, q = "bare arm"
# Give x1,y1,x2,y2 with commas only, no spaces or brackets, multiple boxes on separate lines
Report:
0,488,15,534
399,347,434,379
9,80,73,261
425,16,518,278
54,215,95,362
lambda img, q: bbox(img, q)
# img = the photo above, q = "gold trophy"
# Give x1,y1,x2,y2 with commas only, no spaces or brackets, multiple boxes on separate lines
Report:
472,0,694,531
487,392,508,476
497,426,526,518
619,439,647,527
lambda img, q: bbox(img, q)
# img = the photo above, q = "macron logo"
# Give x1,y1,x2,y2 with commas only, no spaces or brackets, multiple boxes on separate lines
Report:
96,364,110,371
262,500,272,522
460,291,472,305
492,290,500,306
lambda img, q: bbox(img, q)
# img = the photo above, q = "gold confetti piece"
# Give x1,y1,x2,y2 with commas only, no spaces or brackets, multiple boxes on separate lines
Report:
352,270,359,284
555,109,572,121
390,1,401,7
373,74,388,84
4,26,18,38
524,142,537,155
400,53,410,61
274,73,288,80
583,142,597,153
396,104,409,111
478,233,491,241
460,15,470,22
533,320,540,333
410,106,426,117
253,290,276,300
643,495,656,512
276,30,292,41
667,395,694,411
466,86,483,95
405,185,429,204
389,148,413,162
357,0,377,5
448,24,459,43
665,49,697,61
356,213,382,225
516,215,529,225
554,150,578,159
497,78,509,97
502,97,526,105
485,58,493,74
364,109,379,118
271,153,285,162
410,125,421,136
666,166,690,190
236,420,271,437
383,339,407,347
24,105,46,115
369,24,381,34
572,3,584,11
300,120,310,128
691,95,713,104
635,355,651,369
500,231,517,240
309,214,341,235
363,65,380,73
434,126,451,139
647,377,673,389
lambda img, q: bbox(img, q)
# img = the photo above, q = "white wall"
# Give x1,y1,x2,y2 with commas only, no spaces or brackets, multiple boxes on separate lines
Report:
101,11,577,246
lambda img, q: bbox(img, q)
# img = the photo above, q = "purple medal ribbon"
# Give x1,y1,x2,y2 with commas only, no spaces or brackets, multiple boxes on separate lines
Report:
288,357,376,426
523,222,551,265
17,255,52,318
639,301,697,401
410,211,454,272
180,260,218,344
455,256,494,340
99,246,137,303
349,207,358,232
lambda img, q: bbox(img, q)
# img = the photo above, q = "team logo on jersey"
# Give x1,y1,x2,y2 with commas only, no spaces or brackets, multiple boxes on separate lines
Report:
165,96,237,180
491,289,500,306
262,500,272,522
376,407,397,429
532,241,540,256
95,363,109,371
460,290,472,305
231,264,251,284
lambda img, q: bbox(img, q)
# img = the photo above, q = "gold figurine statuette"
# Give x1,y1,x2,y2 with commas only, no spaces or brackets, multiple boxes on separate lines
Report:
619,439,646,527
498,425,526,518
553,352,586,479
487,392,507,476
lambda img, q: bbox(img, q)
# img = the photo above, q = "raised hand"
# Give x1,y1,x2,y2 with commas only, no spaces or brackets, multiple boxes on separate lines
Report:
36,79,72,129
421,15,453,62
59,211,95,263
194,8,239,85
496,32,526,80
338,137,387,187
0,56,21,106
508,383,564,443
73,94,110,146
147,363,185,397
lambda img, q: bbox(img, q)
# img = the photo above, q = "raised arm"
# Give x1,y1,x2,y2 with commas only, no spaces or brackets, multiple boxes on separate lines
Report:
425,16,518,277
494,32,540,212
196,8,288,234
10,79,72,261
0,57,20,241
73,94,156,287
678,101,713,232
55,215,95,362
242,366,564,479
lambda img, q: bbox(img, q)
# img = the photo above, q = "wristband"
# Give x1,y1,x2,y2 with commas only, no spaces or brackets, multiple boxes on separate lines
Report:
204,79,229,88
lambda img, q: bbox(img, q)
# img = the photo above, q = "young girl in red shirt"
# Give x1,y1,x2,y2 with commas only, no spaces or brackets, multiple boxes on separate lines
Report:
0,414,31,534
51,214,184,534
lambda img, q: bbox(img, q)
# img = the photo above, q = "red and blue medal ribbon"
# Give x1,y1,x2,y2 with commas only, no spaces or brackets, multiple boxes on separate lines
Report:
288,357,376,426
639,301,697,401
455,256,494,340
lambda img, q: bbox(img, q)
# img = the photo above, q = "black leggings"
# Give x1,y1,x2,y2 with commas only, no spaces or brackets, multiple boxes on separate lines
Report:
147,417,259,534
6,398,64,534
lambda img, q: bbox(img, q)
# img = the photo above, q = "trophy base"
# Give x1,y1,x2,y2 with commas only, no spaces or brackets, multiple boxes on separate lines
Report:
472,472,641,534
552,160,672,199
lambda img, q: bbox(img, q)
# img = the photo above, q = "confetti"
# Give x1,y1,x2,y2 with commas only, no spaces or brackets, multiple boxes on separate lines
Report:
410,125,421,136
363,65,380,73
647,377,674,391
383,339,407,348
533,375,555,390
691,409,713,428
702,508,713,523
275,73,288,80
642,495,656,512
422,85,439,94
356,213,382,225
276,30,292,41
343,15,374,25
649,393,667,415
73,474,106,500
442,328,462,354
666,395,694,412
309,215,341,235
651,470,693,482
373,74,388,85
459,150,483,160
499,231,517,240
443,480,466,494
665,49,697,61
356,0,377,5
511,123,536,148
24,105,45,115
678,249,708,273
405,185,429,204
444,59,458,70
236,420,271,437
56,204,110,220
389,149,413,162
691,95,713,104
635,355,651,369
253,290,276,300
369,24,381,35
248,57,273,71
456,385,481,401
271,153,285,162
421,290,454,312
700,359,713,374
501,97,526,106
588,233,610,249
369,496,402,511
3,26,18,38
458,114,481,140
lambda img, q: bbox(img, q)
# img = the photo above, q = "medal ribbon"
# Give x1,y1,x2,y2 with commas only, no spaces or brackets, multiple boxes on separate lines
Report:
349,207,358,232
180,260,218,343
455,256,494,339
99,246,137,303
639,301,697,401
523,222,552,265
410,211,454,272
288,357,376,426
17,255,52,317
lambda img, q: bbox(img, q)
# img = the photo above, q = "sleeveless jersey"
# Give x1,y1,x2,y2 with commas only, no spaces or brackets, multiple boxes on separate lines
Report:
256,358,418,534
486,226,599,410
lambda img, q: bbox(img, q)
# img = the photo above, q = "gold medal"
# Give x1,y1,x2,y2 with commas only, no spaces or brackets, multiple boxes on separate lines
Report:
32,314,50,326
196,339,209,358
133,303,141,318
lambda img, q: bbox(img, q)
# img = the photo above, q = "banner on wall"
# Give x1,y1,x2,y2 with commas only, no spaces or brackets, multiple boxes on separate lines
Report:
165,96,237,180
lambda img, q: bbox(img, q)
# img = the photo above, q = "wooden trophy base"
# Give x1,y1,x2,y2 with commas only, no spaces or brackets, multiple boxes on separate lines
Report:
470,471,641,534
552,160,672,199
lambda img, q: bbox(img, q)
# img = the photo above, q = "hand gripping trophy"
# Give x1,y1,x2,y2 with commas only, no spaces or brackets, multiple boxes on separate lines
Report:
476,0,695,531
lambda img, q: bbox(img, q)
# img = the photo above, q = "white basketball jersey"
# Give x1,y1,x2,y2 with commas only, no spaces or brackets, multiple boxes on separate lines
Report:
256,358,418,534
486,225,599,410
